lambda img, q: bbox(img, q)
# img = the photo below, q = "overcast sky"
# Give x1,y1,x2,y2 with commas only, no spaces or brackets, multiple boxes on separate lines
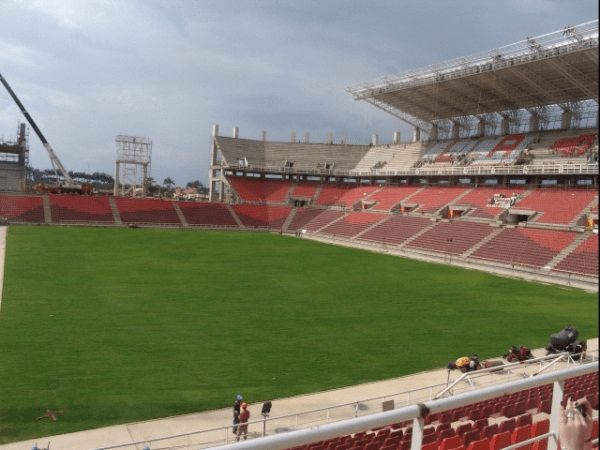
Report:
0,0,597,187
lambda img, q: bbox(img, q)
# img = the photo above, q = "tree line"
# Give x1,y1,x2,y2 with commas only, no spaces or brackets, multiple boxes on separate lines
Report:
26,166,208,194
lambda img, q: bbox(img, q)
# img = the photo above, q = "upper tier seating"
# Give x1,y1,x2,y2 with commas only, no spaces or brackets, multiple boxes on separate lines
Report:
357,215,431,246
215,136,370,172
406,221,495,255
178,202,239,227
511,188,597,225
228,177,293,203
0,195,45,222
470,228,576,268
291,182,319,199
551,133,597,158
353,142,426,172
365,185,421,211
49,195,114,223
553,234,598,277
320,212,386,238
114,198,181,224
410,186,469,214
455,187,526,219
470,134,534,166
231,204,291,229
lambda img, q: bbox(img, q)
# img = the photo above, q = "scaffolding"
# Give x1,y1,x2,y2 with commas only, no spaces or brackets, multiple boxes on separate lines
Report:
0,122,28,191
114,135,152,197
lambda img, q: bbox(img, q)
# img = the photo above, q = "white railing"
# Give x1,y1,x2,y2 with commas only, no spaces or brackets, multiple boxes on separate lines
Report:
90,351,598,450
205,362,599,450
223,163,599,178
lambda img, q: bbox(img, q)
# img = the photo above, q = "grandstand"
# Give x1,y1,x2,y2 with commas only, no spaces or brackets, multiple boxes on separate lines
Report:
0,20,597,450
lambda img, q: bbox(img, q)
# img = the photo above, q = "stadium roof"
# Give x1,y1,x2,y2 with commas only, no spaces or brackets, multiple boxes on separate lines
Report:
346,21,599,133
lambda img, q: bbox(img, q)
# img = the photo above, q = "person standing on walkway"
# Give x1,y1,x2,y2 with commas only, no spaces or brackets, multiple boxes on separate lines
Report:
233,394,243,435
237,403,250,441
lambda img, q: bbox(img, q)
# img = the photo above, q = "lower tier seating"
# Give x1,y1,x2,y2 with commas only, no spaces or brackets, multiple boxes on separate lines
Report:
320,212,386,238
406,221,495,255
0,195,45,222
511,188,597,225
178,202,239,227
114,198,181,224
470,228,576,268
49,194,114,223
357,215,432,246
553,234,599,276
409,187,469,214
231,204,292,229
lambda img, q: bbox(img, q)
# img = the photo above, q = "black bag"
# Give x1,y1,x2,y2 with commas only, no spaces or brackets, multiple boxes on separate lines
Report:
546,325,578,354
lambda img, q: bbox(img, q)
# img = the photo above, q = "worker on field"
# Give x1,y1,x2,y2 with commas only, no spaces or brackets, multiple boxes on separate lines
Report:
237,402,250,441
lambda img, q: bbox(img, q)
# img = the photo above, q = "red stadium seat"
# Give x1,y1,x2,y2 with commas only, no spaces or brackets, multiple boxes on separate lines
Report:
490,431,512,450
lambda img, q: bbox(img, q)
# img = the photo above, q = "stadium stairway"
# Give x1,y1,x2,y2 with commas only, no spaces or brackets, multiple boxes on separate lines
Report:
42,195,52,224
226,204,245,227
396,220,438,248
460,226,504,259
569,197,599,227
172,202,189,227
0,339,596,450
352,215,391,240
282,207,299,231
543,232,590,270
108,197,123,225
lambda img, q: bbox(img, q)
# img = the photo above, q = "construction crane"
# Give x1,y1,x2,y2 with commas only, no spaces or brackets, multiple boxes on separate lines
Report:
0,72,85,192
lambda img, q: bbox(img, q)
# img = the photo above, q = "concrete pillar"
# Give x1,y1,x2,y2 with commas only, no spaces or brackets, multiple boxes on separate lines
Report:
372,134,379,146
429,126,438,142
113,161,120,196
413,127,421,142
291,131,297,142
500,117,510,135
261,130,267,141
233,127,239,139
212,124,219,137
341,132,347,145
393,132,401,144
452,123,460,139
477,119,485,137
529,114,539,133
327,132,333,144
561,110,572,130
142,164,148,197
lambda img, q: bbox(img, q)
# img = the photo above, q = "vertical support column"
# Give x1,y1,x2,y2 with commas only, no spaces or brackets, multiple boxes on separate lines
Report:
452,122,460,139
209,124,220,203
430,126,438,141
326,132,333,144
413,127,421,142
114,161,120,197
393,131,401,144
548,378,565,450
261,130,267,141
372,134,379,146
233,127,239,139
500,117,510,135
341,132,347,145
477,119,485,137
411,417,425,450
561,110,572,130
142,164,148,197
529,114,539,133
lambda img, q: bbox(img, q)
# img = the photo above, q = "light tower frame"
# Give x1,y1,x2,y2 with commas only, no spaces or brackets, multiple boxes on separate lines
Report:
114,135,152,197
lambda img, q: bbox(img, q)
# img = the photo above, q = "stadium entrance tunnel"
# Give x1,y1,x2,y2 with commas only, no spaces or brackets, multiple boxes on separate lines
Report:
506,209,537,225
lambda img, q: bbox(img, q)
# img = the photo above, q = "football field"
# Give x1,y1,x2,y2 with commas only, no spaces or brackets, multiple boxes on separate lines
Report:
0,226,597,443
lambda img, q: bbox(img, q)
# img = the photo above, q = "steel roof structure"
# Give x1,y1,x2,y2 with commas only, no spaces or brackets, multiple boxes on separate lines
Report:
346,21,599,135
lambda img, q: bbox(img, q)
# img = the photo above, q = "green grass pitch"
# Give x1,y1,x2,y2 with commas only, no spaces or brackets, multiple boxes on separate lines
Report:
0,226,597,443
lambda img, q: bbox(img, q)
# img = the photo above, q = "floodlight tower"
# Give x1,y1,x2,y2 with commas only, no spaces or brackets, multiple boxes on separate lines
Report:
114,135,152,197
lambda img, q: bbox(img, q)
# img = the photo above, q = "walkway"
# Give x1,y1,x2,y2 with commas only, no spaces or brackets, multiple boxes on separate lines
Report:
0,339,596,450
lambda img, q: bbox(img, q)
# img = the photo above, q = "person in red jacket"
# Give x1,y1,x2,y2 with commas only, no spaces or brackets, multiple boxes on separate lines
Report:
236,403,250,441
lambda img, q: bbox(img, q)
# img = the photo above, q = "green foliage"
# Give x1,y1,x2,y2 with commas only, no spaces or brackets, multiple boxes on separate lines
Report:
0,227,596,443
